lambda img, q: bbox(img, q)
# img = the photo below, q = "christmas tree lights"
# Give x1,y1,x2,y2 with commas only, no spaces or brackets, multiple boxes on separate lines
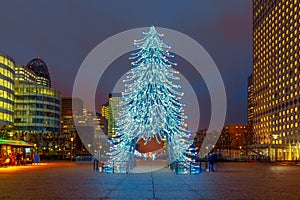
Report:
109,26,192,165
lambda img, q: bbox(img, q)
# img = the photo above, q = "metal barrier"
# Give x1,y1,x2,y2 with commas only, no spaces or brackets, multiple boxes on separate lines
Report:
76,156,93,163
96,160,209,174
96,159,136,173
171,161,208,174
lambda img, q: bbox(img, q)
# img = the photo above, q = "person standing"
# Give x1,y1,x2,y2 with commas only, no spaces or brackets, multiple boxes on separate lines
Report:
208,153,216,172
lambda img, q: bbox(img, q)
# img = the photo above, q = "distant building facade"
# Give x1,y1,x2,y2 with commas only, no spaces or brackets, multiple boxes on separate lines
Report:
61,97,83,117
60,97,84,159
101,93,121,138
193,129,207,150
219,125,252,150
74,109,107,157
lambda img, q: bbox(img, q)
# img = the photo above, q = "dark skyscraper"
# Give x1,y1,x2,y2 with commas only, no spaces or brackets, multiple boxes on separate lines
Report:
62,97,83,117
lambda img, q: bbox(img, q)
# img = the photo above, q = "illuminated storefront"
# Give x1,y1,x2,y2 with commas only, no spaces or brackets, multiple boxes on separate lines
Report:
0,138,32,154
0,138,33,165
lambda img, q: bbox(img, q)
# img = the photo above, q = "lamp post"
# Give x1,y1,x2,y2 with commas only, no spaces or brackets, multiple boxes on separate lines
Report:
272,134,278,163
70,137,74,161
87,144,91,155
33,143,37,154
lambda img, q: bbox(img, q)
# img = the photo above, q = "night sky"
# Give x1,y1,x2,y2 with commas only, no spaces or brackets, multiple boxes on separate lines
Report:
0,1,252,127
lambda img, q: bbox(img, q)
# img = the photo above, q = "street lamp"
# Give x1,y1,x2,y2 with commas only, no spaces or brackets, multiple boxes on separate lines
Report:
272,134,278,163
88,144,91,156
70,137,74,161
33,143,37,154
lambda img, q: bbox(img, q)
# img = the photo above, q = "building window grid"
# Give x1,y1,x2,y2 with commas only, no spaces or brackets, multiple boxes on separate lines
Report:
254,2,298,145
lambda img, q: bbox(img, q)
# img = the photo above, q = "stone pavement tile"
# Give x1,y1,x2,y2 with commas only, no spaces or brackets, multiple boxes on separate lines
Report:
87,177,124,185
154,190,200,200
195,190,251,200
152,173,173,177
92,181,122,189
115,183,153,191
152,174,179,180
152,177,182,182
194,189,300,200
153,177,179,183
153,176,177,181
181,180,218,188
127,172,152,176
96,173,128,180
123,175,152,183
94,184,117,192
153,183,191,191
107,190,154,199
197,191,222,200
122,179,153,185
125,175,152,178
270,191,299,200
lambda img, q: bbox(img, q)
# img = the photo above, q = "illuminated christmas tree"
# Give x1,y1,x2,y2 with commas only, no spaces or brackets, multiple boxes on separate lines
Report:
110,26,192,165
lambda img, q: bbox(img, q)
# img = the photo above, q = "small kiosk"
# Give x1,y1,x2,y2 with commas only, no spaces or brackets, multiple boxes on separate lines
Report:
0,138,33,166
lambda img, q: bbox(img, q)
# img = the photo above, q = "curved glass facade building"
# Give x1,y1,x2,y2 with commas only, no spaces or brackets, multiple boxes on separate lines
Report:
14,83,61,133
0,51,15,126
14,62,61,133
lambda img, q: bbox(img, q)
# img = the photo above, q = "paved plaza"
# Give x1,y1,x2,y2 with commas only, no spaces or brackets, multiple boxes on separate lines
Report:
0,161,300,199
